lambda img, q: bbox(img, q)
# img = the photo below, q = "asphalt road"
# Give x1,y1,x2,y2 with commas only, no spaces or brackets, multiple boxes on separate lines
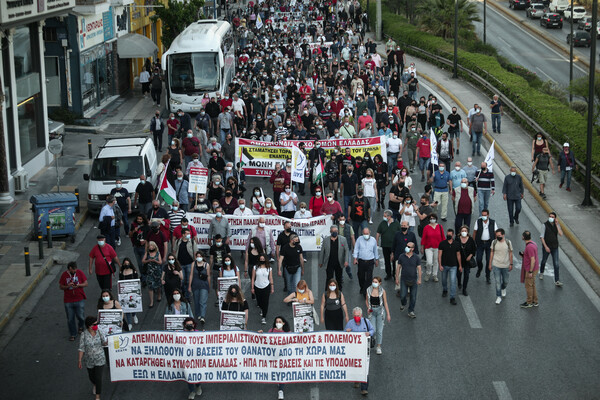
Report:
1,92,600,399
472,1,589,85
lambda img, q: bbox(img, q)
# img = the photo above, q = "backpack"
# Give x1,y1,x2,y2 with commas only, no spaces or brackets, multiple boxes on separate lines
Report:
492,239,512,252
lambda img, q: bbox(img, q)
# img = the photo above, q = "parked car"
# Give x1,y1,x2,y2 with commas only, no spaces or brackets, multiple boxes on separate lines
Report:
540,12,564,28
549,0,569,13
526,3,547,18
567,31,591,47
578,16,593,30
563,6,587,21
509,0,531,10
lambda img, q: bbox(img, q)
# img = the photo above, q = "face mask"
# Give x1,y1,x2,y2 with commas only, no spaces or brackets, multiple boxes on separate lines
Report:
177,176,183,181
168,259,175,265
102,296,110,303
496,236,503,241
265,203,272,208
170,117,175,120
329,285,337,291
91,324,98,331
363,234,370,240
116,183,122,189
258,222,266,228
548,217,555,223
171,141,175,145
461,231,468,237
339,220,345,226
401,227,408,232
184,324,195,331
354,316,362,324
510,172,516,176
537,137,542,141
461,183,468,189
225,261,231,266
226,192,232,197
173,294,181,301
297,289,305,294
216,242,222,247
439,167,445,172
347,170,353,175
255,191,261,197
467,162,473,166
275,322,284,330
372,282,379,288
455,166,461,171
447,234,453,240
430,219,437,224
196,257,203,263
482,216,488,221
187,133,193,138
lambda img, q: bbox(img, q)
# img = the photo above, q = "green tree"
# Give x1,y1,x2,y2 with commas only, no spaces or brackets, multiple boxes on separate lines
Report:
416,0,480,40
569,76,600,135
151,0,205,49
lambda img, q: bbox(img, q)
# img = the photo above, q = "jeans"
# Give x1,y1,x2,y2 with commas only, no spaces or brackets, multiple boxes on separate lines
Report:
424,248,439,279
433,190,449,219
351,219,368,238
472,131,482,155
387,153,398,176
506,199,522,224
540,247,560,282
478,190,491,216
491,114,501,132
400,280,418,312
560,169,572,189
368,306,384,346
284,267,302,295
476,241,491,279
343,195,353,218
357,259,375,294
492,266,510,297
152,129,163,151
192,288,209,319
124,312,136,326
455,213,472,234
180,263,192,299
418,157,430,174
441,266,458,298
188,383,201,394
64,300,85,337
365,196,376,217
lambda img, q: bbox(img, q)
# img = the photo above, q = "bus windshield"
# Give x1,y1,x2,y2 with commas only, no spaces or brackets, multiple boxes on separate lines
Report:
168,52,220,94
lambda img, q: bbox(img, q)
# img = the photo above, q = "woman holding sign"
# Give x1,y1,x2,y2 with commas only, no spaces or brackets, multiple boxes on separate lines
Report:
165,288,194,317
78,316,105,400
219,255,241,287
118,259,139,331
221,284,249,327
320,279,349,331
260,316,291,400
162,255,184,306
188,251,210,325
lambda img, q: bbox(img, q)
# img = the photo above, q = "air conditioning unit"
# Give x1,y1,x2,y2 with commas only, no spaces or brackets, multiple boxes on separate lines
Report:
14,171,29,193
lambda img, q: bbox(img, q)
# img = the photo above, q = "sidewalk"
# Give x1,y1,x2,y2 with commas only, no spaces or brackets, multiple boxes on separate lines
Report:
367,32,600,291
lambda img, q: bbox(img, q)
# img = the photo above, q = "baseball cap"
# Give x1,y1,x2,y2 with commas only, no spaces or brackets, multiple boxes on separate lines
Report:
563,143,569,147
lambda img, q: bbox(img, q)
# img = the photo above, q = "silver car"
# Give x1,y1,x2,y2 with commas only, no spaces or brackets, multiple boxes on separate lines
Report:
526,3,546,19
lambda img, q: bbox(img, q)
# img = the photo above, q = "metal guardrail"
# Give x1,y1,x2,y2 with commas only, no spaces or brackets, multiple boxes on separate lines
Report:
385,34,600,190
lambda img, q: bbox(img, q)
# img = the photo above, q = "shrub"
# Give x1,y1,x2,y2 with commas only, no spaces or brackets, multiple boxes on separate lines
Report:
570,100,588,116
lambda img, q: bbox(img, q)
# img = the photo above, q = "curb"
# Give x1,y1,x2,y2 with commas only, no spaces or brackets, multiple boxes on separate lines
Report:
419,71,600,276
75,209,89,232
0,242,66,333
488,0,595,72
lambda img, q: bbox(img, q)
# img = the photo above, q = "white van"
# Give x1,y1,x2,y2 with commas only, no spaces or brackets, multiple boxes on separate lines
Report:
549,0,569,13
84,137,158,214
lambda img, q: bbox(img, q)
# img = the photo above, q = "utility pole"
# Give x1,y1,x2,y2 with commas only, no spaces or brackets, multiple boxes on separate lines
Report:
483,0,487,44
569,0,574,102
376,0,382,41
453,0,459,79
583,0,597,207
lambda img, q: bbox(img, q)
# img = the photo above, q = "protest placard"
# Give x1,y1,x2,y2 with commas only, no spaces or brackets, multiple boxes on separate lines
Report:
118,279,143,313
220,310,246,331
292,302,314,333
188,167,209,194
164,315,190,331
108,331,370,384
98,309,123,340
218,277,239,309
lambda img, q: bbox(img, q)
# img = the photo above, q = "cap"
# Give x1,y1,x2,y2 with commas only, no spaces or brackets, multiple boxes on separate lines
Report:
563,142,569,147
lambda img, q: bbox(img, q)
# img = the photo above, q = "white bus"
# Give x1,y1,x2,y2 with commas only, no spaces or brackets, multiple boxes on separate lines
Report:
162,19,235,113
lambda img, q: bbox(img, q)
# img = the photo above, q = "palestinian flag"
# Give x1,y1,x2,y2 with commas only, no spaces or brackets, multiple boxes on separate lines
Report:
313,155,325,184
158,160,176,205
240,147,253,167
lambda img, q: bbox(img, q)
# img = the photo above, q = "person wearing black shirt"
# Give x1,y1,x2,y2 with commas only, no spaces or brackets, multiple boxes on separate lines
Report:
209,235,231,304
437,229,462,305
221,284,249,327
134,174,155,215
278,234,304,296
175,228,197,299
446,107,463,155
349,189,371,237
340,167,359,218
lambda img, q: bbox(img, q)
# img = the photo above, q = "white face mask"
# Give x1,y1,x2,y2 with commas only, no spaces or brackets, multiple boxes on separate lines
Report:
329,285,337,291
548,217,555,223
275,322,284,330
255,191,261,196
259,222,265,228
173,294,181,301
467,162,473,166
461,231,468,237
510,172,516,176
265,203,272,208
339,220,345,226
250,242,255,249
461,183,467,189
455,167,461,171
102,296,110,303
196,257,203,263
300,207,306,212
372,282,379,288
363,234,370,240
297,289,305,294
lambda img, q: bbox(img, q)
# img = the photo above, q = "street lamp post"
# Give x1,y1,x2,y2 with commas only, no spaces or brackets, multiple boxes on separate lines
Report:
583,0,597,207
569,0,574,103
483,0,487,44
453,0,459,78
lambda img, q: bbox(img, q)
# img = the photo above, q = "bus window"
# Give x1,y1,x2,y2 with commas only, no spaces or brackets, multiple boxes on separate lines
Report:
168,52,219,94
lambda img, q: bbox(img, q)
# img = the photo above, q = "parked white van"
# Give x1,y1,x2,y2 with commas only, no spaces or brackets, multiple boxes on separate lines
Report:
84,137,158,214
549,0,569,13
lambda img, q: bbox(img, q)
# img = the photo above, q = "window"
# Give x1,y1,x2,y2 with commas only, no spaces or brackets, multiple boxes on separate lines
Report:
90,156,143,180
168,52,219,94
43,27,57,42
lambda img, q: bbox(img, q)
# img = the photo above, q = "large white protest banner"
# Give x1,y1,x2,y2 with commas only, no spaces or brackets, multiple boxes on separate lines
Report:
108,331,369,383
187,213,332,251
118,279,143,313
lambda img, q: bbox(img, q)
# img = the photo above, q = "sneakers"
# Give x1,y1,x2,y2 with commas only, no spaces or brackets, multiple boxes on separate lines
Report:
128,323,133,331
261,317,266,325
424,274,430,282
361,390,369,395
442,291,448,297
188,391,196,400
450,298,457,305
566,188,571,192
501,289,506,297
195,385,203,395
369,219,373,224
408,311,416,319
559,183,563,188
278,390,285,399
376,347,382,355
399,305,405,311
555,281,563,287
200,317,205,324
539,274,544,280
520,302,533,308
532,302,539,307
116,238,122,246
133,315,139,324
495,297,502,305
432,276,439,282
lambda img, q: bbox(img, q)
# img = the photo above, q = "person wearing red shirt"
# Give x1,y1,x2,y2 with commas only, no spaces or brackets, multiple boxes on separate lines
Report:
321,191,343,217
89,235,120,290
166,113,179,144
172,217,198,247
358,111,374,131
416,132,431,182
309,186,325,216
261,197,279,215
421,214,445,283
330,96,345,116
219,94,232,112
299,81,312,100
59,261,89,341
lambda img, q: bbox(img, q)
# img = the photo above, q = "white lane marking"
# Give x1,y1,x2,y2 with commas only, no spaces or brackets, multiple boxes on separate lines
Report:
420,81,454,113
535,67,554,81
311,386,320,400
493,381,513,400
498,36,513,48
460,294,483,329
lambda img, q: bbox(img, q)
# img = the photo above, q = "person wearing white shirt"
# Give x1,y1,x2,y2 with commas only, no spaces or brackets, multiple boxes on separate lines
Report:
233,199,254,216
467,103,479,139
472,210,498,284
361,169,378,224
386,133,403,176
279,184,298,219
293,203,312,219
399,195,417,232
352,228,379,295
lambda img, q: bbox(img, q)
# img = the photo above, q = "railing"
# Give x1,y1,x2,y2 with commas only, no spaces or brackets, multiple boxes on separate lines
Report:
385,34,600,191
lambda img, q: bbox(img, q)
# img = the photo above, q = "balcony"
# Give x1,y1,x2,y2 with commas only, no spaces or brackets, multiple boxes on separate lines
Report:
73,0,110,15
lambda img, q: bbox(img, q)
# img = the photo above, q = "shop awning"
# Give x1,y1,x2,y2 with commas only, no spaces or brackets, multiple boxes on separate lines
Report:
117,33,158,59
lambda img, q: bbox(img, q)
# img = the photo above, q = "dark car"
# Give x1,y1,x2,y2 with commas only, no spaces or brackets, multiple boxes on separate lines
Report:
540,13,563,29
509,0,531,10
567,31,591,47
